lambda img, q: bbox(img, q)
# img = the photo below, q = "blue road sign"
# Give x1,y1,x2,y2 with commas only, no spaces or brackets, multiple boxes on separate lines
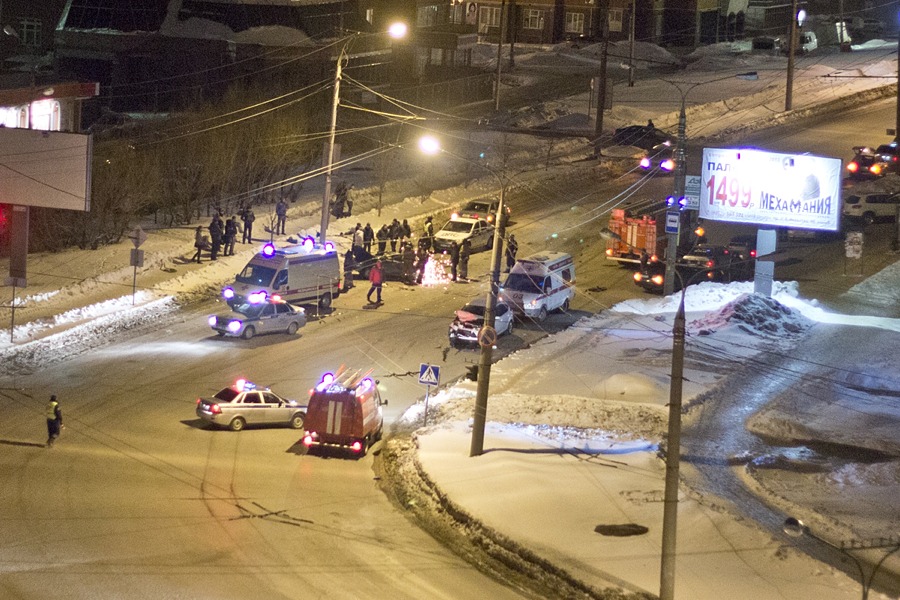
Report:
665,210,681,234
419,363,440,386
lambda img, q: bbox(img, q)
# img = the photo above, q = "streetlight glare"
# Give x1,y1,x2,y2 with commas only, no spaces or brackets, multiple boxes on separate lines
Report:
418,135,441,156
388,22,408,39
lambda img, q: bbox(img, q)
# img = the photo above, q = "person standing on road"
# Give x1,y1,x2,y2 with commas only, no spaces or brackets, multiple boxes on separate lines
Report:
449,241,460,282
376,224,389,255
241,206,255,243
46,394,62,447
505,234,518,271
353,223,364,250
401,219,411,245
275,198,288,235
415,246,429,284
423,216,435,251
366,260,384,304
459,238,471,281
343,249,356,291
389,219,401,253
401,241,416,285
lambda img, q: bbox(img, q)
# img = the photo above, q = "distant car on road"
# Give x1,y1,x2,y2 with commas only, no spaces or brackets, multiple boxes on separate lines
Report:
680,244,734,282
196,380,307,431
727,235,757,279
208,296,306,339
452,199,511,227
448,297,514,348
846,146,886,179
612,124,675,151
433,217,494,253
639,142,677,174
843,191,900,224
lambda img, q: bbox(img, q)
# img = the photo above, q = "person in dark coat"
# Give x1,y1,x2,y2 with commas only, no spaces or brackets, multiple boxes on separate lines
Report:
415,247,429,284
224,216,240,256
363,223,374,253
241,206,255,243
343,249,355,291
209,214,224,260
46,394,62,447
389,219,401,252
366,260,384,304
449,241,460,282
401,242,416,285
275,199,288,235
423,216,435,251
401,219,411,243
376,224,390,255
192,226,206,263
505,234,518,272
459,238,471,281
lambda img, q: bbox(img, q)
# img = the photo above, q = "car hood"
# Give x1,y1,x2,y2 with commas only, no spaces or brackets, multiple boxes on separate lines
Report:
435,231,469,242
210,310,257,323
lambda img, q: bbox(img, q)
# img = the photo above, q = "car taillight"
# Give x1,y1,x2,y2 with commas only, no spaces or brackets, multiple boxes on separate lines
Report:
351,441,363,453
196,398,202,405
847,162,858,173
706,260,715,268
302,434,314,446
870,164,883,175
633,272,642,282
750,250,757,258
651,275,664,285
210,404,221,414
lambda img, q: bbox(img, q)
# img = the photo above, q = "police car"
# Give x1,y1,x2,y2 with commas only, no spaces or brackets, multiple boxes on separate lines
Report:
208,296,306,339
196,379,307,431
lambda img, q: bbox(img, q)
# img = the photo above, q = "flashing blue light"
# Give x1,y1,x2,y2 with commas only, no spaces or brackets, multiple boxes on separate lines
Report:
666,195,676,207
677,196,688,208
324,241,335,252
261,243,276,257
302,237,314,251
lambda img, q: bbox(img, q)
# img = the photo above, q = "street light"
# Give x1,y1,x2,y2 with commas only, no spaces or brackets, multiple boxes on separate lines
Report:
418,134,507,457
658,265,728,600
783,517,900,600
661,71,758,296
785,4,805,111
319,24,407,245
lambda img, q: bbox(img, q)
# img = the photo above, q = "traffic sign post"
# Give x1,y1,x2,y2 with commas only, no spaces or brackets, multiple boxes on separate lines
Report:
419,363,441,426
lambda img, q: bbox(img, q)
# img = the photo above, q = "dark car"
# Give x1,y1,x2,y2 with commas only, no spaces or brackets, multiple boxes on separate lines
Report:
846,146,887,179
679,244,733,282
874,142,900,174
639,142,677,174
612,124,675,151
633,259,673,294
727,235,757,280
353,248,410,281
452,199,511,227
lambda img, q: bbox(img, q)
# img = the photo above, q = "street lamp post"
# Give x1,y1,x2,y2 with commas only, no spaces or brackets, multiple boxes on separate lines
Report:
418,135,506,457
785,5,805,111
783,517,900,600
661,72,758,296
319,24,408,245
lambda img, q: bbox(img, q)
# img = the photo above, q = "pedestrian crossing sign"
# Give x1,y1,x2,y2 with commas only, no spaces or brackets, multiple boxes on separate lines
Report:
419,363,440,386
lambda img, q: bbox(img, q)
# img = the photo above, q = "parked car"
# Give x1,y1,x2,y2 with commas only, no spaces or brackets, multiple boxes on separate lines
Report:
679,244,733,282
612,124,675,151
452,199,511,227
874,142,900,173
196,380,307,431
448,297,514,347
633,259,673,294
433,217,494,253
352,248,409,281
727,235,757,279
208,296,306,339
843,191,900,224
639,142,676,174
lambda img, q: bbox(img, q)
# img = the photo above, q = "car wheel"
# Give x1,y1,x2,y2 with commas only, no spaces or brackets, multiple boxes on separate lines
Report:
535,306,548,322
215,331,225,337
505,318,513,335
560,298,570,313
358,438,369,458
863,211,876,225
318,292,333,310
229,417,246,432
289,412,305,429
242,326,255,340
286,321,299,335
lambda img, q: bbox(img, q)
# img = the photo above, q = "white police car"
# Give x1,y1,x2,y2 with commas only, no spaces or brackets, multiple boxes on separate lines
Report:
208,296,306,340
196,379,307,431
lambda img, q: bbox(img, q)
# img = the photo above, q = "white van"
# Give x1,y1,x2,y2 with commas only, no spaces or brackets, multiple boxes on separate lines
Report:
499,251,575,321
222,239,341,309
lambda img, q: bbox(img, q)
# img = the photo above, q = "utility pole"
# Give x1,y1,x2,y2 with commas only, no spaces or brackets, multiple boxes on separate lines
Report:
594,5,609,138
494,0,507,111
628,0,636,87
784,0,799,111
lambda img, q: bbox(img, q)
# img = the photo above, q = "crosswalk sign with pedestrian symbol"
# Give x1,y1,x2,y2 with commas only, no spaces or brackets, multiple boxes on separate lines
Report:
419,363,440,386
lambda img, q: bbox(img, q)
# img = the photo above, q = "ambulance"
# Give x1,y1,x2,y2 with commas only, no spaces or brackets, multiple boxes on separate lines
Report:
499,251,575,322
221,237,340,309
301,367,388,457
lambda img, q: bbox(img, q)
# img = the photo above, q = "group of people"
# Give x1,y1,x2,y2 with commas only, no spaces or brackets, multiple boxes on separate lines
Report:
191,205,257,263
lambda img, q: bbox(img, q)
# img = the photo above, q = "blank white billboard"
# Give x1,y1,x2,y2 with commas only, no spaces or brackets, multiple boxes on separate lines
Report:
0,128,91,212
699,148,841,231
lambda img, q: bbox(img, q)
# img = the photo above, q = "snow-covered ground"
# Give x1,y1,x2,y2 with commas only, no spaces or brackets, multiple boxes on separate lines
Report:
1,40,899,598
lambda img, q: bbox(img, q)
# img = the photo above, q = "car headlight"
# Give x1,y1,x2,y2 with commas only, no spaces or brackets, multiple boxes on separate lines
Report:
660,159,675,171
208,316,217,326
640,157,651,169
222,287,235,300
227,320,243,333
651,275,664,285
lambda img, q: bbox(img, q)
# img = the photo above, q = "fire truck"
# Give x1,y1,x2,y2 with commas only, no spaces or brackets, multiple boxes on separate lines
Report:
604,208,667,265
301,366,387,457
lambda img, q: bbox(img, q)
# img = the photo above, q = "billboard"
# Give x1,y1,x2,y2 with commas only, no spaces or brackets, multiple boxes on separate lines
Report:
699,148,841,231
0,128,91,212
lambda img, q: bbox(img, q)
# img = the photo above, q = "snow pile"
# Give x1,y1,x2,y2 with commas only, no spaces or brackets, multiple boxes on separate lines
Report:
690,292,813,338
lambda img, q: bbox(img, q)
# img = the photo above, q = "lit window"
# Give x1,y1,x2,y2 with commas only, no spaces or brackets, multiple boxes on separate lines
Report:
365,8,373,24
478,7,500,33
523,9,544,30
608,9,624,33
